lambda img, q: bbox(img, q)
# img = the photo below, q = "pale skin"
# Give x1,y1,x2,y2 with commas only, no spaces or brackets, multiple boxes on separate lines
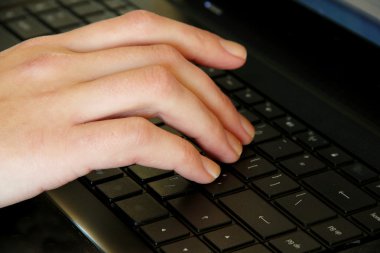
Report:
0,10,254,207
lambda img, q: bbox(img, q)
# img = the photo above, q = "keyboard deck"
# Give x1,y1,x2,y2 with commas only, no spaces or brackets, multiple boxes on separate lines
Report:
1,0,380,252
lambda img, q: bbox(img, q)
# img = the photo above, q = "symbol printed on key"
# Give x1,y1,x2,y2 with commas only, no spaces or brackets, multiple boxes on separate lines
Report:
201,215,209,220
225,235,231,239
183,248,189,252
161,228,167,232
259,215,271,224
338,190,350,199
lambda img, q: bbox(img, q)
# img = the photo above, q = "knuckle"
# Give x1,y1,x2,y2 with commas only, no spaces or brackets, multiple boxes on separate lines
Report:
127,117,154,147
143,65,179,98
122,10,157,29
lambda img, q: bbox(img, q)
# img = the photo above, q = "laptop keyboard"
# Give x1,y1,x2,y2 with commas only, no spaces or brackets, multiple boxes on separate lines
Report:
1,0,380,252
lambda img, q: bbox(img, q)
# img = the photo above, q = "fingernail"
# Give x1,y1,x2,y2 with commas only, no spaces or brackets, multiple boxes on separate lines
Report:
226,131,243,157
220,39,247,60
202,157,221,179
240,114,255,141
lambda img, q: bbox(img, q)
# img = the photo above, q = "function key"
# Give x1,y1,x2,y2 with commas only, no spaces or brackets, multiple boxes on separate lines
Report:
27,0,59,14
295,130,329,150
340,162,378,185
273,116,307,135
311,217,363,246
203,172,244,198
128,164,172,183
252,173,299,198
232,155,277,181
85,168,123,185
96,176,142,201
352,207,380,234
234,88,264,105
0,8,26,21
281,154,326,177
215,75,245,91
252,122,281,144
253,102,285,120
303,171,376,214
6,16,52,39
200,66,225,78
317,146,353,166
161,237,212,253
148,175,193,200
141,217,190,246
257,138,303,161
269,231,322,253
204,224,255,252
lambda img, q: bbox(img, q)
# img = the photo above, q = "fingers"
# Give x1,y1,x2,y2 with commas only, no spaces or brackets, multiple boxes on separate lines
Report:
60,65,241,163
69,117,221,184
55,10,246,69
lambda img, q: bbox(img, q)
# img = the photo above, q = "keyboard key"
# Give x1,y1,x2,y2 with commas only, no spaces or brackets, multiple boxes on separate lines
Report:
240,146,256,159
40,9,82,29
254,102,285,119
234,88,264,105
85,10,117,23
27,0,59,14
275,191,336,226
161,237,212,253
0,7,26,21
232,156,277,181
101,0,127,9
0,26,20,51
85,168,123,184
71,1,105,16
204,224,255,252
253,173,299,198
303,171,376,214
168,193,231,232
281,154,325,177
128,164,172,183
273,116,307,135
215,75,245,91
295,130,329,150
365,180,380,198
238,108,260,124
141,217,189,245
352,207,380,234
6,16,51,39
116,193,168,225
233,244,272,253
252,123,281,143
148,175,193,200
96,176,142,201
116,5,138,15
220,190,296,239
311,218,363,246
257,138,303,161
340,162,378,184
200,66,225,78
203,172,244,197
60,0,87,6
317,146,353,166
269,231,322,253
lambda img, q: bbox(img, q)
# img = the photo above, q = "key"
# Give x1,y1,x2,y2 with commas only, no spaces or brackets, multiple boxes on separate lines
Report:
161,237,212,253
340,162,378,184
85,10,117,23
200,66,225,78
128,164,172,183
275,191,336,226
0,8,26,21
215,75,245,91
204,224,255,252
269,231,322,253
203,172,244,198
311,218,363,246
116,5,138,15
220,190,296,239
238,108,260,124
234,88,264,105
240,147,256,160
40,9,82,29
252,173,299,198
252,123,281,144
317,146,353,166
96,177,142,201
168,193,231,232
85,168,123,185
273,116,307,135
257,138,303,161
101,0,127,9
148,175,193,200
295,130,329,150
27,0,59,14
59,0,87,6
254,102,285,119
280,154,325,177
232,155,277,181
303,171,376,214
6,16,51,39
233,244,272,253
141,217,189,245
365,180,380,198
0,26,20,51
71,1,105,16
352,207,380,234
116,193,168,225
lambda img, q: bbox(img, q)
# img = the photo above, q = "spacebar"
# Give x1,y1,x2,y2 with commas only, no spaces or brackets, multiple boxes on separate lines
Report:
47,180,153,253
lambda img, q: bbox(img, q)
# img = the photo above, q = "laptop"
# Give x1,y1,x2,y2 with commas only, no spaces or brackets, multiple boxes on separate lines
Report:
1,0,380,252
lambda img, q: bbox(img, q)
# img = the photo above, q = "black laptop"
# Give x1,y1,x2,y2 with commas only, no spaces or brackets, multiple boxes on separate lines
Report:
1,0,380,252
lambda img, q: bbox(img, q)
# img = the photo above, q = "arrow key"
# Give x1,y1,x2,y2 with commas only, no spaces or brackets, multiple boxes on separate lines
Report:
204,224,255,252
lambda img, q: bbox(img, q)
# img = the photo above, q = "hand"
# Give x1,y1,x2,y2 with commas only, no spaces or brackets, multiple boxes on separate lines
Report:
0,10,254,207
